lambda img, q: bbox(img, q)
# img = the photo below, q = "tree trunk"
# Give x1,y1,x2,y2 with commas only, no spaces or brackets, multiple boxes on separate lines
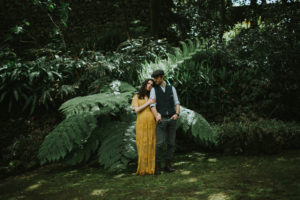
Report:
121,0,131,40
219,0,226,42
250,0,257,28
150,0,160,37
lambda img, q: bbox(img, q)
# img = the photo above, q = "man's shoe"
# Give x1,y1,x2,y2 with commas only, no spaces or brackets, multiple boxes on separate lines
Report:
155,162,161,175
164,161,175,173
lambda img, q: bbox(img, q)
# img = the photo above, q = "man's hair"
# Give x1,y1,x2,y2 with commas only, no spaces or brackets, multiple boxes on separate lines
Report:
151,69,164,78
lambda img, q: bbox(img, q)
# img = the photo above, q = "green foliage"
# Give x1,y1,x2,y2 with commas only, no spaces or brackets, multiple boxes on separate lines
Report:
38,78,223,171
0,48,121,115
167,16,299,121
138,38,208,83
171,0,227,40
59,81,135,118
214,119,300,154
223,16,300,120
0,50,78,114
177,107,218,148
38,113,98,165
97,119,137,172
173,54,262,119
107,37,169,86
4,0,70,50
38,81,137,169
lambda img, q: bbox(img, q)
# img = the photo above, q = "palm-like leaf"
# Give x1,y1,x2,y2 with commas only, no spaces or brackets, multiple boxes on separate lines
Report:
59,81,135,117
177,106,218,147
138,38,209,82
97,118,137,172
38,113,98,165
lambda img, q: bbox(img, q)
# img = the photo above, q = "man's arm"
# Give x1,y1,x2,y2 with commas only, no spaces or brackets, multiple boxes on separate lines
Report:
134,99,155,113
151,106,161,122
171,86,180,120
175,104,180,115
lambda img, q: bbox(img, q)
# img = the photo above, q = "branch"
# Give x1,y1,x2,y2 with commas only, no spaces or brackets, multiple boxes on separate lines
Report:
48,13,67,51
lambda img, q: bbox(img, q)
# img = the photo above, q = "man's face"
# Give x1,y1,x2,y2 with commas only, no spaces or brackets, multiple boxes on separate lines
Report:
154,75,164,85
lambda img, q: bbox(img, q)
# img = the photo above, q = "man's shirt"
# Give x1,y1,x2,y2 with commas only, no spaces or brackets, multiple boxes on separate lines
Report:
150,85,180,108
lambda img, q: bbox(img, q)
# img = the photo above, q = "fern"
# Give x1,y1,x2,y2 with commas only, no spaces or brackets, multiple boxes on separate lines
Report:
138,38,209,82
97,118,137,172
177,106,218,147
38,113,98,165
38,79,218,172
59,81,135,117
62,126,101,165
38,81,136,166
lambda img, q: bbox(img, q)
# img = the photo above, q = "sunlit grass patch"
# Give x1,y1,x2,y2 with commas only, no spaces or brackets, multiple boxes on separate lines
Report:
90,189,109,196
207,158,217,162
180,170,191,175
208,192,229,200
25,183,42,191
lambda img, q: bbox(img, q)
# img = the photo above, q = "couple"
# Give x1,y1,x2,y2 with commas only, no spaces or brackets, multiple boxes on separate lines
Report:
131,69,180,175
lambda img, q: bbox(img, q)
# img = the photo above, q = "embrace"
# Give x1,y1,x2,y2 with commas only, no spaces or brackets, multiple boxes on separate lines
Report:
131,69,180,175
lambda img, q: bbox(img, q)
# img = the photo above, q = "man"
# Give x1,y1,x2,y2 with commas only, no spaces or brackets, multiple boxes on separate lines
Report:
150,69,180,175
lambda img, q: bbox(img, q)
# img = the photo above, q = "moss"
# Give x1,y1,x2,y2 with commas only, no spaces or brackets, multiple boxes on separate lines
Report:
1,150,300,200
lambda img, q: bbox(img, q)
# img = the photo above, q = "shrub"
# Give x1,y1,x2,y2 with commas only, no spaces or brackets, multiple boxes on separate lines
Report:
0,48,113,115
214,119,300,155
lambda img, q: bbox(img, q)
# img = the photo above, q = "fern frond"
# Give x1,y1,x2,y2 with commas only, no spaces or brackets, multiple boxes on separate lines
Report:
38,80,136,167
139,38,209,82
38,113,98,165
177,106,218,147
97,118,137,172
62,127,101,165
59,81,135,118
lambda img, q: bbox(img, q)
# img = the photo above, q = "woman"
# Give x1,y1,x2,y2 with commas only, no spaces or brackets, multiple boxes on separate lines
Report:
131,79,156,175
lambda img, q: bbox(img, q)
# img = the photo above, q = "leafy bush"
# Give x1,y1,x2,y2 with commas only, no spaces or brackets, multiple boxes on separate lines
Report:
224,16,300,120
158,17,299,121
3,0,70,52
0,48,117,115
108,37,169,86
0,111,61,178
214,119,300,155
0,50,78,114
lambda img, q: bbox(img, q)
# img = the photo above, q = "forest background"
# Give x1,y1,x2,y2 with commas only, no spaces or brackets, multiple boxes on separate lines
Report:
0,0,299,178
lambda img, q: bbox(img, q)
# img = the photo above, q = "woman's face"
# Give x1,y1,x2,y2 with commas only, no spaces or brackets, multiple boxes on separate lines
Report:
146,80,154,91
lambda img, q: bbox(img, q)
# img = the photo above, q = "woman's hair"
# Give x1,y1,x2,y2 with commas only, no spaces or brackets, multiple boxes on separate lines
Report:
137,79,154,99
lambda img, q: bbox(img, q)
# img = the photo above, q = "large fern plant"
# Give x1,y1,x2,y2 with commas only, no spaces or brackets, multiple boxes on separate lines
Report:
38,39,218,172
38,81,138,170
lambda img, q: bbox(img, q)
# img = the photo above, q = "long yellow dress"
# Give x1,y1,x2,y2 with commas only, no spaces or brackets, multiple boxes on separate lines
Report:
131,94,156,175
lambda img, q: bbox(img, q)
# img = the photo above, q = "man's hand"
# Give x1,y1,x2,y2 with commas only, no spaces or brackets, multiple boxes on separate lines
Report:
170,114,179,120
156,113,162,123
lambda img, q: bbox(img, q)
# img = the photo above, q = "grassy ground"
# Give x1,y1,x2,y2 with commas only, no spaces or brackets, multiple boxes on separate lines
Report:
1,150,300,200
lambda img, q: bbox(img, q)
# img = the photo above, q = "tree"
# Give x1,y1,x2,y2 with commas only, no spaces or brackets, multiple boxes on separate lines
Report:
150,0,160,37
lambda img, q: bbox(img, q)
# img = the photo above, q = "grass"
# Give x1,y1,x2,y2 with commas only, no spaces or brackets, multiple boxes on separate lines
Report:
1,150,300,200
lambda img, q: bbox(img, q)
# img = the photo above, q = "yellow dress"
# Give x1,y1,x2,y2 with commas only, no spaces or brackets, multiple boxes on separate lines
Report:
131,94,156,175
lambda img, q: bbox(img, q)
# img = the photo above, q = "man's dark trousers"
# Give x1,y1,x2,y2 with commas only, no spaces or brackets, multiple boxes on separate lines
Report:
156,117,177,164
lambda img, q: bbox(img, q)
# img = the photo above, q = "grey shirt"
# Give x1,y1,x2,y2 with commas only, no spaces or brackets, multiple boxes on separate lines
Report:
150,85,180,108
